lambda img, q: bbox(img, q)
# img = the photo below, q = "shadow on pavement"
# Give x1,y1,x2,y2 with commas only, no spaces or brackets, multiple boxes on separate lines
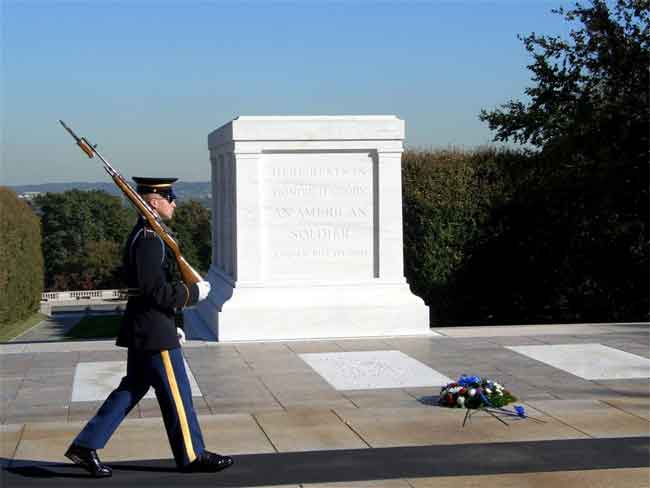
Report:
3,437,649,487
3,464,90,479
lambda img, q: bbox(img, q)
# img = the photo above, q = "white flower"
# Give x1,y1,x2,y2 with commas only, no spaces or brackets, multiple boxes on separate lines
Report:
468,388,476,397
457,396,465,407
485,388,492,394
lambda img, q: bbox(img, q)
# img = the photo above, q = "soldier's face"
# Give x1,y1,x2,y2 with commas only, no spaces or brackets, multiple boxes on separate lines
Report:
150,197,176,221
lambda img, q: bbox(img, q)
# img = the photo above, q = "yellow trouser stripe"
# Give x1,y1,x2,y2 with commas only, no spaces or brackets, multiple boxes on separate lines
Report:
161,350,196,463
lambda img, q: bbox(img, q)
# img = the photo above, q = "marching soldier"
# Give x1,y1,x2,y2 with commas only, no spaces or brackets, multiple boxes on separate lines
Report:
65,177,233,477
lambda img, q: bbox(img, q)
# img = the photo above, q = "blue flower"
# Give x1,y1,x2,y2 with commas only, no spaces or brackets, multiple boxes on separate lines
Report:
458,374,481,387
514,405,526,417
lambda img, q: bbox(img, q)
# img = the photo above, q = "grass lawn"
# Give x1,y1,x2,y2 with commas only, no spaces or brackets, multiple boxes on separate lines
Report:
0,312,47,342
66,315,122,340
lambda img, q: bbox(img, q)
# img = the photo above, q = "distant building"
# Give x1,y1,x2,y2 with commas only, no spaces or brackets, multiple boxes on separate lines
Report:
18,191,44,201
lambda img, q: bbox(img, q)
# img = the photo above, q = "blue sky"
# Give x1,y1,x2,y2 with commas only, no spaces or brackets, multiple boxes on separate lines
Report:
2,0,573,185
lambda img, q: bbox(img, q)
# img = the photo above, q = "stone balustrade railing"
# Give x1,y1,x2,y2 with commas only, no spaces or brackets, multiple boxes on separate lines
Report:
41,289,124,302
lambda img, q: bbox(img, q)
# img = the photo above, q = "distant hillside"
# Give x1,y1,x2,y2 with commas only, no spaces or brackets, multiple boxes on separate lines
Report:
9,181,212,204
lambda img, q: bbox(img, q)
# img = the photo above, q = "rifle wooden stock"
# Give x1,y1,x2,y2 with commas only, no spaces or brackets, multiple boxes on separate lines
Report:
59,120,204,288
77,138,95,158
176,256,202,287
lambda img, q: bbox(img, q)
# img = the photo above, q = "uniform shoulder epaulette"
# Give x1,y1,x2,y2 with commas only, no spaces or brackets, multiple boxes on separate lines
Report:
134,226,166,264
143,227,159,240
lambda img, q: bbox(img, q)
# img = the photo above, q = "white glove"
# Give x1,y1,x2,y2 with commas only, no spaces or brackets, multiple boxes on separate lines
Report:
176,327,186,345
196,280,211,301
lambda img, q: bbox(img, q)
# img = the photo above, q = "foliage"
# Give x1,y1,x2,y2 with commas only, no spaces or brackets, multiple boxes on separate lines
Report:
402,142,648,324
402,148,528,321
35,190,212,290
440,0,650,324
0,188,44,326
479,0,649,165
35,190,135,291
169,200,212,274
451,155,648,323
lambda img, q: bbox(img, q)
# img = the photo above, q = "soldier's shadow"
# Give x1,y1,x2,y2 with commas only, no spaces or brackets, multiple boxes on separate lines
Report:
2,458,178,479
3,464,89,479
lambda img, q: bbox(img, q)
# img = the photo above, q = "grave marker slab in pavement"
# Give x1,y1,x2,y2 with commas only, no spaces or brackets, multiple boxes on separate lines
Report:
299,350,452,390
71,359,202,402
506,343,650,380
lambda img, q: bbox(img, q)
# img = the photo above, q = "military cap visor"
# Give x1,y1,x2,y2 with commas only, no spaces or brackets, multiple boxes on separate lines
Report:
133,177,178,202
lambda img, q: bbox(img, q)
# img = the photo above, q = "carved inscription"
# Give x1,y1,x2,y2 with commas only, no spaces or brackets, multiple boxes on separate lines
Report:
262,153,374,279
272,184,369,199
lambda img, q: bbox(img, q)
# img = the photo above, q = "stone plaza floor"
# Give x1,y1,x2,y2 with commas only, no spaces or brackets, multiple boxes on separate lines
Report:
1,322,649,487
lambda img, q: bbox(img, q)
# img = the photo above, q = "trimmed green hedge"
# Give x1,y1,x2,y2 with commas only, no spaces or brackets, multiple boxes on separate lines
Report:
402,148,523,323
402,148,649,325
0,188,44,326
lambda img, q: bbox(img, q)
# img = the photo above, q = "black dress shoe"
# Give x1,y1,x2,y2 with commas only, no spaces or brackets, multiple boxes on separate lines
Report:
181,450,233,473
65,444,112,478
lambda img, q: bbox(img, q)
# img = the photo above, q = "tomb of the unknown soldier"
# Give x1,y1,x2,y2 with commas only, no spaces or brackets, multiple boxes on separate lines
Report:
195,115,430,341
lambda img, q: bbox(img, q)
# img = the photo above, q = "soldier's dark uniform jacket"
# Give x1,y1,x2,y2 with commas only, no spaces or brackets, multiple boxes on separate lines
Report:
117,217,199,350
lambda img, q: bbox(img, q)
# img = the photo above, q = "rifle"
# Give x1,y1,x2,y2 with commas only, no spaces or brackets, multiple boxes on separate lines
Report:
58,120,203,288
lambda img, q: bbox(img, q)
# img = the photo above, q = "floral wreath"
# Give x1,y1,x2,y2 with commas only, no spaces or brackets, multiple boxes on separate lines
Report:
438,375,542,426
439,374,517,409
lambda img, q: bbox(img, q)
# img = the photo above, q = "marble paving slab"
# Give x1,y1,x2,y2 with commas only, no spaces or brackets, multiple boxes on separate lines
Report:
0,424,24,459
71,360,202,402
299,350,452,390
506,343,650,380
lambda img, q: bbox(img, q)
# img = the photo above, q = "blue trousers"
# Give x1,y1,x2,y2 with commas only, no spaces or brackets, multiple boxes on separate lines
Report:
74,347,205,467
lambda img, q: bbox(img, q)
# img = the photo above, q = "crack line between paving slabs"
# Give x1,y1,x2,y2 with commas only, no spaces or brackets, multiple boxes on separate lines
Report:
7,423,26,467
183,345,281,454
521,403,595,439
251,413,279,453
331,408,372,449
598,398,650,422
255,370,289,413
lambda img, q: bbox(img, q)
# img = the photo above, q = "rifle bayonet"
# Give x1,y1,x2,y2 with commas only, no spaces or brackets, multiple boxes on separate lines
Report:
59,120,95,159
58,120,202,286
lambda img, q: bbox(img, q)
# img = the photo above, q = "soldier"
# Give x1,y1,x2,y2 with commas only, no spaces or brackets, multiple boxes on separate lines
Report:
65,177,233,477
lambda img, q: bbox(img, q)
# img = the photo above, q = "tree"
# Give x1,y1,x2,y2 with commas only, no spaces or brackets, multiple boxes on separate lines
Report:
0,188,44,325
169,200,212,275
35,190,135,290
464,0,650,323
480,0,648,166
